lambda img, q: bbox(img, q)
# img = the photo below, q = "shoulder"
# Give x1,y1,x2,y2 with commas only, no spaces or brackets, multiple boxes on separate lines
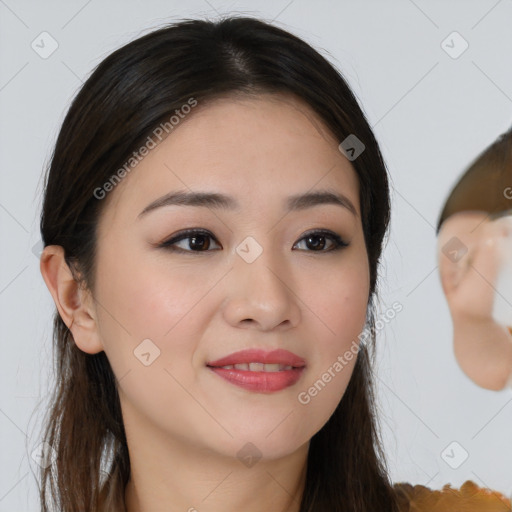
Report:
393,479,511,511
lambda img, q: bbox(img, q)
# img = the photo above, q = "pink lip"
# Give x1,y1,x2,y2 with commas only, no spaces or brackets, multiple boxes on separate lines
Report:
209,367,305,392
207,349,306,393
207,348,306,368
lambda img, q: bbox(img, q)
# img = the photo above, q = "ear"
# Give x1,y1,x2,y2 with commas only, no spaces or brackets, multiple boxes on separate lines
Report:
39,245,103,354
436,212,486,298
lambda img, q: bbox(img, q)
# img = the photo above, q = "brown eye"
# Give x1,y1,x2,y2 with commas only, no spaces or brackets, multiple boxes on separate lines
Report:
160,228,349,254
160,230,221,253
293,230,349,252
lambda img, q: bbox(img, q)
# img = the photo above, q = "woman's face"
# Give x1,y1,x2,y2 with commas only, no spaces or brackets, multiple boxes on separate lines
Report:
90,93,370,460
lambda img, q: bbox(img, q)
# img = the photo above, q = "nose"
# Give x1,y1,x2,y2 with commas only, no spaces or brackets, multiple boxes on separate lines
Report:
221,239,301,331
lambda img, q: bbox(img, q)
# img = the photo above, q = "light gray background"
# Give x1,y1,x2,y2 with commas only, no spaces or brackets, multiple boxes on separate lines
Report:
2,0,512,510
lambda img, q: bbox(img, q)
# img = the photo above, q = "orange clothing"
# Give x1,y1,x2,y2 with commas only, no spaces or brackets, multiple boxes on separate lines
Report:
394,479,511,511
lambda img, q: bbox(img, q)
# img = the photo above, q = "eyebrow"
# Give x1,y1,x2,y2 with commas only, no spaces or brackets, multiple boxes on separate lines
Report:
137,188,358,219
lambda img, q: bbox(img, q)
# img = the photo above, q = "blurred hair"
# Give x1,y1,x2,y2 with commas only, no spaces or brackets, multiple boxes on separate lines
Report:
436,125,512,233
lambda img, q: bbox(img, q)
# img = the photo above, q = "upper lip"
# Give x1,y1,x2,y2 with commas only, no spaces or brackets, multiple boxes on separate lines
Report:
207,349,306,368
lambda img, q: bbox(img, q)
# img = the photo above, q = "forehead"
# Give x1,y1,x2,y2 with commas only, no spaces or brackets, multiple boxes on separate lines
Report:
100,93,361,223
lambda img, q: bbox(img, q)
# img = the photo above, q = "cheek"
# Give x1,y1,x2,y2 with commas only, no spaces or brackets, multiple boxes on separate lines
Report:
94,247,218,380
293,259,368,430
93,256,215,430
307,256,369,346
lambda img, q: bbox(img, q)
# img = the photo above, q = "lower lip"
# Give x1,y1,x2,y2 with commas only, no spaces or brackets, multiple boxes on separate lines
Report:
208,366,305,392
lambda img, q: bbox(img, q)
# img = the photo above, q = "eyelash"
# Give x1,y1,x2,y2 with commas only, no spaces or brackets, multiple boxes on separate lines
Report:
158,228,349,254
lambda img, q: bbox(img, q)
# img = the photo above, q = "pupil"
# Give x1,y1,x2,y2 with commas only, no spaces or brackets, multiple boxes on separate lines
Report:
308,235,324,250
191,235,208,250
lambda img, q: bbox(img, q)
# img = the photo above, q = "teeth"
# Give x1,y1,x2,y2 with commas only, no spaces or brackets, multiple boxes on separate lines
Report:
259,363,280,372
218,363,293,372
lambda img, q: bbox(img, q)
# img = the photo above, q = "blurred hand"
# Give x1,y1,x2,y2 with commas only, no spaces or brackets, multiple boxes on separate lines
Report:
437,211,512,390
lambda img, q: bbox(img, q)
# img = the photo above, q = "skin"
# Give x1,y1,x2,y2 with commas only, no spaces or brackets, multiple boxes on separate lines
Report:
39,93,370,512
437,210,512,391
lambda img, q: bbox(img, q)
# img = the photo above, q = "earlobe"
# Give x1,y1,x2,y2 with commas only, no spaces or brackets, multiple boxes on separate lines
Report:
39,245,104,355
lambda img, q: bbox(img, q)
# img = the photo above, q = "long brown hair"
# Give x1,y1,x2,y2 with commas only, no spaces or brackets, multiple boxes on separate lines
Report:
38,16,401,511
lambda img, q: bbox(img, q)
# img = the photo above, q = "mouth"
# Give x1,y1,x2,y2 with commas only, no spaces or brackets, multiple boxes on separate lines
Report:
207,348,306,368
206,349,306,392
211,362,296,371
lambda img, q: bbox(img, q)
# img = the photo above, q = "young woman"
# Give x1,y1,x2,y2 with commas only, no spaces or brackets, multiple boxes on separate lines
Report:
37,15,510,511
